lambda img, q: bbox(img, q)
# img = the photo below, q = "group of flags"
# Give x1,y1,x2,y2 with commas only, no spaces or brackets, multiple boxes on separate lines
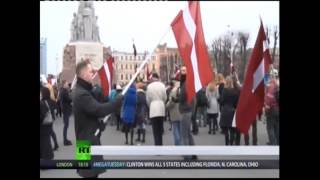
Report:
93,1,275,134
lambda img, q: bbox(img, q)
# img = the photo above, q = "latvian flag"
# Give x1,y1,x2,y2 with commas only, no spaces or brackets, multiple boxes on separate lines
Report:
171,1,214,103
98,56,114,97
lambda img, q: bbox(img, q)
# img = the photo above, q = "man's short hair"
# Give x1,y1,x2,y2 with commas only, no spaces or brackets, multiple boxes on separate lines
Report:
76,60,90,77
152,73,159,79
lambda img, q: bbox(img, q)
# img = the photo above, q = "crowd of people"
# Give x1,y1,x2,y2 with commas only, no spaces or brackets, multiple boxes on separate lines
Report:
40,60,279,178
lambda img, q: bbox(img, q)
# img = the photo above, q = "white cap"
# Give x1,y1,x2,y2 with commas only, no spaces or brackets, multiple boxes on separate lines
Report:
116,84,122,90
270,68,278,77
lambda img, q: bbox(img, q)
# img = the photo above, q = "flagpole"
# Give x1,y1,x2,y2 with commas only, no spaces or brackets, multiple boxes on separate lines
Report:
94,25,172,137
121,25,171,96
70,75,77,90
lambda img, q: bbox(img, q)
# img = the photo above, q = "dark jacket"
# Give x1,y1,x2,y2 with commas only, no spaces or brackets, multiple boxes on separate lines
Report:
40,98,56,160
114,90,123,116
92,85,105,103
179,81,194,113
219,88,239,128
217,83,224,104
72,78,122,178
40,99,56,125
136,89,148,125
60,87,72,114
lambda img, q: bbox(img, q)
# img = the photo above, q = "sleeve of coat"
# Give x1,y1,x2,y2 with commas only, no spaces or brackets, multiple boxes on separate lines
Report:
76,92,117,118
179,83,187,104
146,87,151,107
162,85,167,103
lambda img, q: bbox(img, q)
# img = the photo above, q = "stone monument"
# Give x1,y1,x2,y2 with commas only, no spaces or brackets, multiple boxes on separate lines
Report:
61,1,111,85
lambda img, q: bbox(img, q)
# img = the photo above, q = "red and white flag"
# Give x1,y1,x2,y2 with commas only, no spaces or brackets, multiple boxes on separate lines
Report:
235,20,272,134
98,56,114,97
171,1,214,103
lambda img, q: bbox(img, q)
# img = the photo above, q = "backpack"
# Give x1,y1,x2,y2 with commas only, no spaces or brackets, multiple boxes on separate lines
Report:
197,89,208,107
42,100,53,125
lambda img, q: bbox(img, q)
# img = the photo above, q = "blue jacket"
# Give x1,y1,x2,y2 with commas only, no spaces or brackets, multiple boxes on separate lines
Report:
121,86,137,124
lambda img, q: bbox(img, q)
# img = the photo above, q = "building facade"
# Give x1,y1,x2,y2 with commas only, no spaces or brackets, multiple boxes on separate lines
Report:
112,44,183,86
113,51,157,86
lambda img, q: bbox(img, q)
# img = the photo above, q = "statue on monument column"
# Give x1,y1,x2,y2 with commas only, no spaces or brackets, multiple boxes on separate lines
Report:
82,2,93,41
71,1,100,42
78,15,84,41
78,1,85,15
70,13,78,42
92,16,100,42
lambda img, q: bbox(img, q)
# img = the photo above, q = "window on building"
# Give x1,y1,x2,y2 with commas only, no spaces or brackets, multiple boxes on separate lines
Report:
126,74,128,80
126,64,127,69
130,74,132,79
121,74,123,80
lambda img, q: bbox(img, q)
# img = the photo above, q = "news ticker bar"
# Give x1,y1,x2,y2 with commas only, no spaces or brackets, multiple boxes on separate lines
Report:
40,160,279,169
90,146,279,156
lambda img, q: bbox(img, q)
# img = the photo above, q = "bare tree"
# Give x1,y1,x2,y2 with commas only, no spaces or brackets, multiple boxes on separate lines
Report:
211,38,221,74
237,31,249,82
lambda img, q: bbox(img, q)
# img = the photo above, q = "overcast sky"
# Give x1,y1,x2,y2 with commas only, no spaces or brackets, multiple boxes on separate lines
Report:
40,1,279,75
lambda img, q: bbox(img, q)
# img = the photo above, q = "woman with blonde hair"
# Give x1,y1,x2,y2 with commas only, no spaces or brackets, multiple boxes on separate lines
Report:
206,79,219,134
216,73,225,133
219,76,239,145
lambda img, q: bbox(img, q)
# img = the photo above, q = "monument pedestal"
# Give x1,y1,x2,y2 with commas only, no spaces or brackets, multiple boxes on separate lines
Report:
61,42,111,85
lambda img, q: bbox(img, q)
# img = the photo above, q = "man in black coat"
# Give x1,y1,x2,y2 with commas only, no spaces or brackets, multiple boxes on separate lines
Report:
72,60,123,178
60,80,73,145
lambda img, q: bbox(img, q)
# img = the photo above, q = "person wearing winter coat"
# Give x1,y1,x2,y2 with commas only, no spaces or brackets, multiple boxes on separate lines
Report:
121,84,137,145
40,86,58,159
166,79,182,145
72,60,123,178
206,80,220,135
219,76,239,145
135,81,148,143
146,73,167,145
